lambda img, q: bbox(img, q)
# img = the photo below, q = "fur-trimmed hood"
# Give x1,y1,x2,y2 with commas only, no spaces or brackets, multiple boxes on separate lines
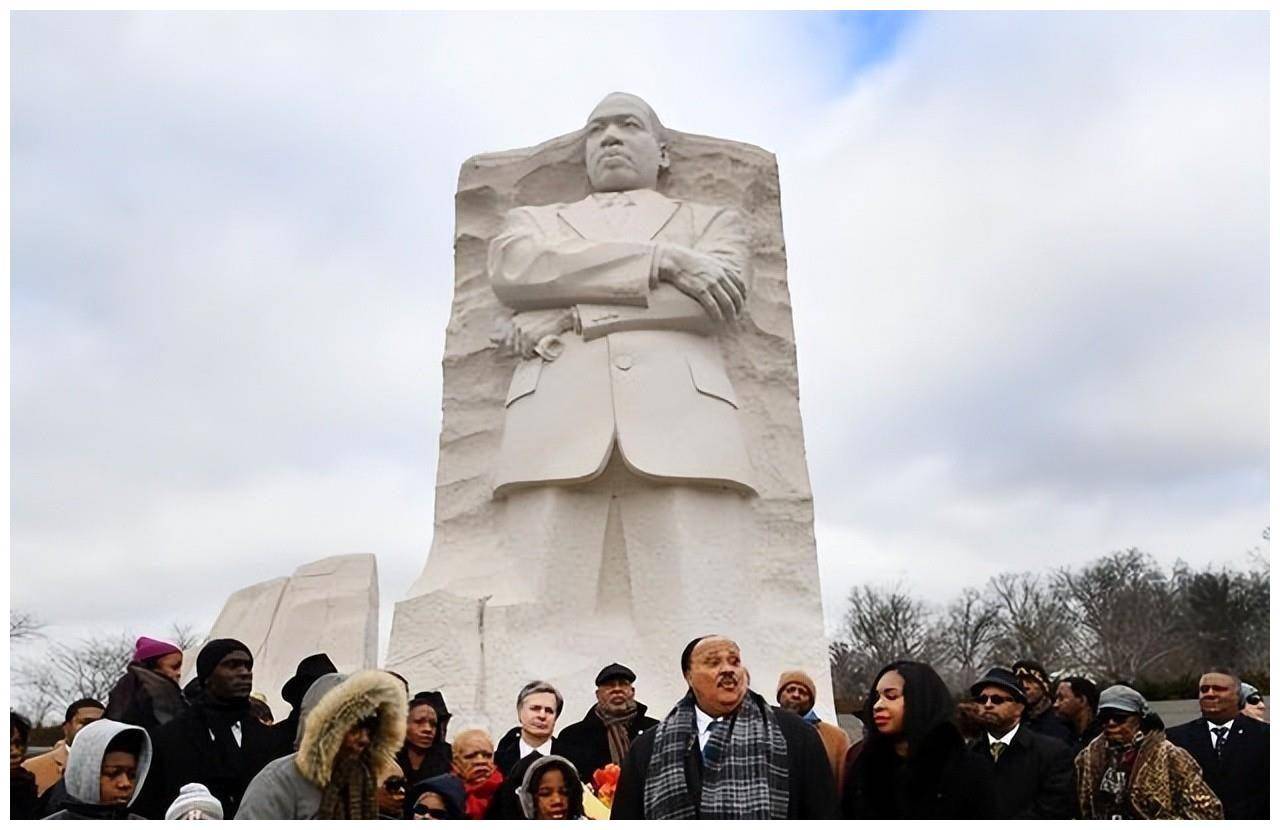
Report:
295,670,407,788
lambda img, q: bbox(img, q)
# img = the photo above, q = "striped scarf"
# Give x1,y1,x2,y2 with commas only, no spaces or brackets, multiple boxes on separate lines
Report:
595,701,639,765
642,691,789,819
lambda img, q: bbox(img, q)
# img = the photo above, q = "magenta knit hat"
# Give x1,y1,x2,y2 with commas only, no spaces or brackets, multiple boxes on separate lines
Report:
134,636,181,664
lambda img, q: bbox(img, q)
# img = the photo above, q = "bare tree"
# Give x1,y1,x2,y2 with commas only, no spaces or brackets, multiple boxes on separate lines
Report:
1173,561,1269,675
935,588,1002,689
986,572,1074,668
10,610,45,642
14,633,134,721
834,583,940,688
168,622,204,653
1054,549,1183,682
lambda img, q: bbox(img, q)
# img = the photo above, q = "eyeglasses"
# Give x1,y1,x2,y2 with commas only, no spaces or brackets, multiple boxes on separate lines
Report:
1246,694,1263,705
1099,710,1134,724
383,777,406,794
412,804,452,819
974,694,1015,705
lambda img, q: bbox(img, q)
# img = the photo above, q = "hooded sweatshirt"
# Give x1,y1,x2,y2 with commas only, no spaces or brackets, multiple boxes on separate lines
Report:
518,755,585,820
44,719,153,820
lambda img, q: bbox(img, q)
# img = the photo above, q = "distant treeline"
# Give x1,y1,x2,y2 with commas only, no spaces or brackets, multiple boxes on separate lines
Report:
829,543,1269,712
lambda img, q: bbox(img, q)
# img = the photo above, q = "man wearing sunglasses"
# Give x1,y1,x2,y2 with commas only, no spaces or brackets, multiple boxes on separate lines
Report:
967,667,1074,819
1166,668,1269,819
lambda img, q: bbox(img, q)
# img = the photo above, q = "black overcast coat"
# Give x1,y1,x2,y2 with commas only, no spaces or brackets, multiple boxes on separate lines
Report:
556,702,659,784
969,723,1076,818
1166,715,1269,819
610,704,837,820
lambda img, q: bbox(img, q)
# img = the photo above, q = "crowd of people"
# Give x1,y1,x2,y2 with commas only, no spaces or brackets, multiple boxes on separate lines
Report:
9,632,1270,820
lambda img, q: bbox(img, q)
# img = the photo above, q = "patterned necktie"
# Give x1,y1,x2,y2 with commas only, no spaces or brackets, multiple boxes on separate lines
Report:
990,741,1006,762
1211,726,1229,756
702,719,726,765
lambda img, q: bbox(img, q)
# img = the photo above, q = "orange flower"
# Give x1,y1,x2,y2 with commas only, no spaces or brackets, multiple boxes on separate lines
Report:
592,764,621,807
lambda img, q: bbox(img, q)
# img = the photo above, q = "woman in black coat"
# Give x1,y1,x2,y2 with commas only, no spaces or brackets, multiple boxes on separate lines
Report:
842,660,998,819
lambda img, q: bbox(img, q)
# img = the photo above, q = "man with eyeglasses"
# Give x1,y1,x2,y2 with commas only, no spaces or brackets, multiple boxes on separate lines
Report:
967,667,1074,819
1166,667,1269,819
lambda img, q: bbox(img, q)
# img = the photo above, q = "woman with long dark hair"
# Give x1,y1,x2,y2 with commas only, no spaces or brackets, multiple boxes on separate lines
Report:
841,661,997,819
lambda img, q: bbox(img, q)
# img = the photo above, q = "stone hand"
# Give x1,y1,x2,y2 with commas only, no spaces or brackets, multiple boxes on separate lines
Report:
499,308,576,359
657,244,746,322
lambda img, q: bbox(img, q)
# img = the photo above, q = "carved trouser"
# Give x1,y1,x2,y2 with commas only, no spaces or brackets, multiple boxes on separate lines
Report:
481,451,755,719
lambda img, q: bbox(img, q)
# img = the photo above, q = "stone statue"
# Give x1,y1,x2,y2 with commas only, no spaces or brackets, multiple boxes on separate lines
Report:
387,93,833,729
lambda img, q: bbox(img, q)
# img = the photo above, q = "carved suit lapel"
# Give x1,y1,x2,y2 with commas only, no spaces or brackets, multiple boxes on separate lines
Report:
557,189,681,242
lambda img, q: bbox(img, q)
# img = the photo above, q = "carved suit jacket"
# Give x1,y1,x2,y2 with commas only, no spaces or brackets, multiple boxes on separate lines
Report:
487,188,756,496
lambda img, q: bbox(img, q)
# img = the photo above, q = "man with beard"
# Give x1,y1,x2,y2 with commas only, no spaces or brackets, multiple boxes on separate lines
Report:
1166,667,1269,819
775,669,850,792
137,639,277,818
611,635,835,819
558,663,659,784
967,667,1074,819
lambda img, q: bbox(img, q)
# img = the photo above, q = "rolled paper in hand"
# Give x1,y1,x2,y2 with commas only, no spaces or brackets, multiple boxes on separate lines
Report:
534,334,564,361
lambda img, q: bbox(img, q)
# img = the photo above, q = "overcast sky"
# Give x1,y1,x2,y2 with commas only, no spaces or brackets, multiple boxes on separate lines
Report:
11,11,1269,668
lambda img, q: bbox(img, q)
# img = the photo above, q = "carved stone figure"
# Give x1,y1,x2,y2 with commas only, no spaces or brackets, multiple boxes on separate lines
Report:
387,93,832,729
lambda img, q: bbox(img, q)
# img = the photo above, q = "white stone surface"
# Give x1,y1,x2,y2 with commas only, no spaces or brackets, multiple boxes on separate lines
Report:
388,96,834,730
189,553,379,713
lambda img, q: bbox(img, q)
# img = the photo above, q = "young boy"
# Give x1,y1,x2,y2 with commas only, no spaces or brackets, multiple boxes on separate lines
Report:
45,719,152,820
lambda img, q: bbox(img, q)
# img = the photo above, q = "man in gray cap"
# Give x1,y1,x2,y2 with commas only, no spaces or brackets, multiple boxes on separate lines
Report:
967,667,1074,818
557,663,659,783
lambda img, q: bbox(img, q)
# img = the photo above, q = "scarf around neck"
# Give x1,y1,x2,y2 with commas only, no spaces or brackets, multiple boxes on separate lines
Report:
463,769,503,820
595,701,639,766
642,690,789,819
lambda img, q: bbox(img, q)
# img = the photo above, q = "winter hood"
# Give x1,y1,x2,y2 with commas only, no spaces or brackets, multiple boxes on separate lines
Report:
63,719,153,806
296,670,407,788
518,754,584,820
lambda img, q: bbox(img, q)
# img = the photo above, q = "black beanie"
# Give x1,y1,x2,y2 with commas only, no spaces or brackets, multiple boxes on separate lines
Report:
196,638,252,684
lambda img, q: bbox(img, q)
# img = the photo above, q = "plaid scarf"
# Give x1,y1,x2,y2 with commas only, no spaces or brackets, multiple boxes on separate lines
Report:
642,691,789,819
595,701,639,765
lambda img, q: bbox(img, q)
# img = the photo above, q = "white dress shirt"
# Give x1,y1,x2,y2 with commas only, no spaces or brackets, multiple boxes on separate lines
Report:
519,735,553,759
694,706,726,752
207,721,243,747
1208,719,1235,749
988,723,1020,750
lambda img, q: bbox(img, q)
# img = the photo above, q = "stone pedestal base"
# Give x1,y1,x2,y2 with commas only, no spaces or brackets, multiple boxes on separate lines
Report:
385,586,835,732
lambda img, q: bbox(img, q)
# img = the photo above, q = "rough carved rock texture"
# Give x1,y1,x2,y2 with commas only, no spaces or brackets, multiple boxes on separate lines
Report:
386,127,834,728
189,553,379,713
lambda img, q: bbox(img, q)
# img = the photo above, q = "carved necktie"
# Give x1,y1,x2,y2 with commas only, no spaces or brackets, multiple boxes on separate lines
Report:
990,741,1006,762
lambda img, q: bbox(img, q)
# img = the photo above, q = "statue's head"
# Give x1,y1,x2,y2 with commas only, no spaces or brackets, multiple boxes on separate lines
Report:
584,92,669,193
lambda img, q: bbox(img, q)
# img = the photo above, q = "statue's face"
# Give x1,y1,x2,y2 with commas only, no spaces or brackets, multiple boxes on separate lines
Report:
584,95,667,193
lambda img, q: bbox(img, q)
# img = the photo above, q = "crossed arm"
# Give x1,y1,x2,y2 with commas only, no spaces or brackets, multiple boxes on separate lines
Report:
488,204,751,358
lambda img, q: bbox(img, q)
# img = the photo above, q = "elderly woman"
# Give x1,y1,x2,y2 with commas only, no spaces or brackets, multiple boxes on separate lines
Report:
1075,685,1222,819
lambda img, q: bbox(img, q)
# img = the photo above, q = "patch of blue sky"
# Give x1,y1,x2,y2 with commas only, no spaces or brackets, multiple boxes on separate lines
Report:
801,10,918,92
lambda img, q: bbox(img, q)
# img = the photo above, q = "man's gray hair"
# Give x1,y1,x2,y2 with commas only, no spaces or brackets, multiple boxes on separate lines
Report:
516,679,564,716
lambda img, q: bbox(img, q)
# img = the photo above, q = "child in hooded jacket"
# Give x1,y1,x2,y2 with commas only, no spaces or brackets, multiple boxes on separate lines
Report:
44,719,152,820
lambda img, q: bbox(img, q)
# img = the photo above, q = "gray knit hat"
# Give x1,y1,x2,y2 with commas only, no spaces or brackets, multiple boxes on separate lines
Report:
1097,684,1148,716
165,782,224,820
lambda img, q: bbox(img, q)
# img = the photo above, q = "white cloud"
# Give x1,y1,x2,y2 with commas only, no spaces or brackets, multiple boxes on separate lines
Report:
786,12,1268,632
